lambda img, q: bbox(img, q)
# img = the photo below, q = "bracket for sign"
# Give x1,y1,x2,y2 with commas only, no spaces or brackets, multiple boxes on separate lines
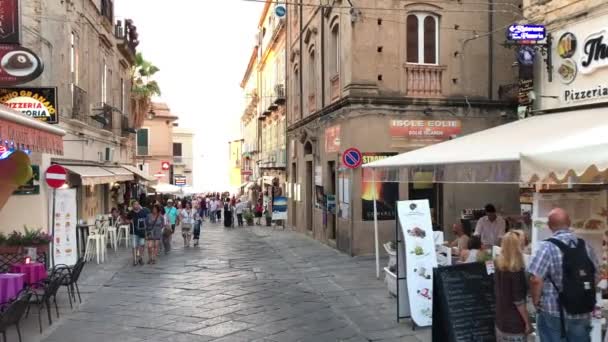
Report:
504,33,553,82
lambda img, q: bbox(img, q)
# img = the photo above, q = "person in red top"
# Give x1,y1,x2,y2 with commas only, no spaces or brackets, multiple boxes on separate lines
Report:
255,199,264,225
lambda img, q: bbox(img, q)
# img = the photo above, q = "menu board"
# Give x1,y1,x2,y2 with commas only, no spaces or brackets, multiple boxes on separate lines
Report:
397,200,437,327
532,191,607,254
432,263,496,342
50,188,78,266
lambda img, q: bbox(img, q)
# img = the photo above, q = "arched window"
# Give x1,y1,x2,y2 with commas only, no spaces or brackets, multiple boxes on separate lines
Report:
330,22,340,76
406,13,439,64
308,49,316,96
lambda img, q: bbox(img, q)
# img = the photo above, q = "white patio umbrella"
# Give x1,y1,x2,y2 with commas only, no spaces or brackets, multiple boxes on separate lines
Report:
152,183,181,194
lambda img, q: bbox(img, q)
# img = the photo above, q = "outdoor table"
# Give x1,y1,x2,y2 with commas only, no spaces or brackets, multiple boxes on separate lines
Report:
10,262,47,285
0,273,24,304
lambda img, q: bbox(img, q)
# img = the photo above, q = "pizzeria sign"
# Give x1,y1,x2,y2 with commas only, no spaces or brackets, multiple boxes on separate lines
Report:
0,87,58,124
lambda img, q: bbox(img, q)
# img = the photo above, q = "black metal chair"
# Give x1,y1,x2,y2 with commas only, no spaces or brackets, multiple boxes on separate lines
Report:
50,258,86,308
26,273,65,333
0,289,32,342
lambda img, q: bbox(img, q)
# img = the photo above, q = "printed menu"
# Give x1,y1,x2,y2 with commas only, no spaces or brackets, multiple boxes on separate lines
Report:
50,189,78,266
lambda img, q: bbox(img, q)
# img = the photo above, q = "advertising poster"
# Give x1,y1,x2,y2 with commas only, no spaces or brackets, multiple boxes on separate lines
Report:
272,196,288,220
0,45,44,86
13,164,39,195
397,199,437,327
361,153,398,221
0,0,20,44
49,188,78,266
0,87,58,123
315,165,322,186
532,191,607,255
324,125,341,153
390,119,461,148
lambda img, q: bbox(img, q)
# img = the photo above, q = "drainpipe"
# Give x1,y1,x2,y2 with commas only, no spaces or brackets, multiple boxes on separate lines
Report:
488,0,494,100
299,0,304,121
320,5,326,108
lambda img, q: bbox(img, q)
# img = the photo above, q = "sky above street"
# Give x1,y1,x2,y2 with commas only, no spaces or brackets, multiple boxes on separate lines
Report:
116,0,264,192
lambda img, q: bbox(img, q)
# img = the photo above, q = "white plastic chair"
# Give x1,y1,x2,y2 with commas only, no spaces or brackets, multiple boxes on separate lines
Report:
84,225,105,264
106,221,118,252
118,224,130,248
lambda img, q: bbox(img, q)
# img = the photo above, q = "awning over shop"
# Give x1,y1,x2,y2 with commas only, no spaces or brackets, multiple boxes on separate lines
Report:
521,124,608,184
362,108,606,184
152,183,181,194
121,164,157,183
0,104,65,155
103,167,134,182
61,165,117,186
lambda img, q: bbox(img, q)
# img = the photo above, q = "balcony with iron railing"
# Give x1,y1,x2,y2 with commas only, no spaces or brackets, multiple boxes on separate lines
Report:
273,84,286,105
115,19,138,63
404,64,446,97
101,0,114,24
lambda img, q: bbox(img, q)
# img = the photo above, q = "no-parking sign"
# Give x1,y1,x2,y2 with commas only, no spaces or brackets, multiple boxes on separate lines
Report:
342,147,362,169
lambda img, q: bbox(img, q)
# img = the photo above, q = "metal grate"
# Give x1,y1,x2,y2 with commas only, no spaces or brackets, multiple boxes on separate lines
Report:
0,252,47,273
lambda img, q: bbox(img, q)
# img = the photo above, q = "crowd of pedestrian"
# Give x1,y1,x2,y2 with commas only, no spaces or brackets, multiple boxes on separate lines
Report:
108,192,271,267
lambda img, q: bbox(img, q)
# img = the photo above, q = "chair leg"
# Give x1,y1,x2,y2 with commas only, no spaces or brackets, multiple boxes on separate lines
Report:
25,303,31,318
15,323,21,342
75,282,82,303
1,330,5,342
66,286,73,309
46,298,52,325
54,296,60,318
70,284,76,301
38,306,42,333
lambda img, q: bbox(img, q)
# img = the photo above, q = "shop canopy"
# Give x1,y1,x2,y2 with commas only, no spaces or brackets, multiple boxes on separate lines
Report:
362,108,607,184
152,183,181,194
0,105,64,155
521,124,608,184
60,165,131,186
121,164,157,183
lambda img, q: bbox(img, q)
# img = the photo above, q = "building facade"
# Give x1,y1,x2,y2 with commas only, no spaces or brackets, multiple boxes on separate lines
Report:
0,0,144,229
240,48,259,189
286,0,520,255
135,102,178,185
257,2,287,200
172,127,195,187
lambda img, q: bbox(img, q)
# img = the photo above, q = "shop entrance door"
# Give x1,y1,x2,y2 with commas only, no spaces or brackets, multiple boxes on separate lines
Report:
306,161,313,231
327,161,336,240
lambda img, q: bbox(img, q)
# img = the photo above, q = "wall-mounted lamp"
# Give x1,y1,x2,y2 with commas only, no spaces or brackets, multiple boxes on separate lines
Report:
147,109,156,120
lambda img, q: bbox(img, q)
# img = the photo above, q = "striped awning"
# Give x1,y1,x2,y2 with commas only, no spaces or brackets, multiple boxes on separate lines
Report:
0,105,65,155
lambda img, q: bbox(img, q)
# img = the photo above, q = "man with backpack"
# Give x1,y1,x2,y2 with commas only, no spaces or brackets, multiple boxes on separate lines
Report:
529,208,599,341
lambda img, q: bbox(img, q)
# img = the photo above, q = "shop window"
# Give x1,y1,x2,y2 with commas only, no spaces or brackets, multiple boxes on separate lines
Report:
406,13,439,64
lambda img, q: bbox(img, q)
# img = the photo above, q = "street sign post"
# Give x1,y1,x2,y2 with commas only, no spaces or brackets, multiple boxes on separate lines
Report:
44,164,67,267
342,147,363,169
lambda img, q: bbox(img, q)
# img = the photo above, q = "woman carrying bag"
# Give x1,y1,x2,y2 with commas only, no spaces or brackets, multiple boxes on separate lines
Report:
145,204,164,264
179,201,195,248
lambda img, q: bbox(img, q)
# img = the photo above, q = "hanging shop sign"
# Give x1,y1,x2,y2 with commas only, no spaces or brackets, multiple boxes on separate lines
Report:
579,29,608,75
506,24,546,43
174,176,186,186
0,0,20,44
324,125,341,153
390,120,461,148
161,161,170,170
272,196,287,220
0,45,43,85
361,153,398,221
0,87,58,124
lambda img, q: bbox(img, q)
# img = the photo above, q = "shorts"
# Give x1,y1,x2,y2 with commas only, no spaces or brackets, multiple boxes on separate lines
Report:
132,235,145,247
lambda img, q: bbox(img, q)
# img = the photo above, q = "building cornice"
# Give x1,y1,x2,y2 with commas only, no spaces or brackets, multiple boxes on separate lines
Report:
287,95,515,132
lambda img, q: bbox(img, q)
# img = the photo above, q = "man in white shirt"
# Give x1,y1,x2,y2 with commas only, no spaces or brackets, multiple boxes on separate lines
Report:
235,200,245,227
474,204,506,248
208,198,217,223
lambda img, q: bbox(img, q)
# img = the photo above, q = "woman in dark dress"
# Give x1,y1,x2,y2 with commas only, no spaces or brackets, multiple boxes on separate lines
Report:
494,231,532,341
145,204,164,264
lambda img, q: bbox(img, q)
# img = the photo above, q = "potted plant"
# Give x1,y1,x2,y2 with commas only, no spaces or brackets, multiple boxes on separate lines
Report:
264,210,272,227
243,211,254,226
22,227,52,254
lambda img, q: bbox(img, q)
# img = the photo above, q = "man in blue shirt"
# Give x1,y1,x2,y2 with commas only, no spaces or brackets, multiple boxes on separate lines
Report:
127,201,149,266
529,208,598,342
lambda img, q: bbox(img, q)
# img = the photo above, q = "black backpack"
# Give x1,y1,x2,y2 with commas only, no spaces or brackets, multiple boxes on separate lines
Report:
547,238,596,315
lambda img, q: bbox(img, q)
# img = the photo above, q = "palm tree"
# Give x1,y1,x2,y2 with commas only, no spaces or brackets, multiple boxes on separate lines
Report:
131,52,161,127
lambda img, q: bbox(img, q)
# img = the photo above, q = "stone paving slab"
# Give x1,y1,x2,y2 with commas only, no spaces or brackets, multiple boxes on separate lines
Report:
7,222,434,342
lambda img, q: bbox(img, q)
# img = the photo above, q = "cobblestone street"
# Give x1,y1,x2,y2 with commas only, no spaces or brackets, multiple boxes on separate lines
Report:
27,223,431,342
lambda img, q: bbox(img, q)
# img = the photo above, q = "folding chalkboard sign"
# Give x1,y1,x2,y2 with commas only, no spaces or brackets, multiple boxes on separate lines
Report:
432,262,496,342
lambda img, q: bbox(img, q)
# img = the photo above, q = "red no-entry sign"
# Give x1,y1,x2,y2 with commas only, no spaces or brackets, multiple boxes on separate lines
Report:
45,165,67,189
